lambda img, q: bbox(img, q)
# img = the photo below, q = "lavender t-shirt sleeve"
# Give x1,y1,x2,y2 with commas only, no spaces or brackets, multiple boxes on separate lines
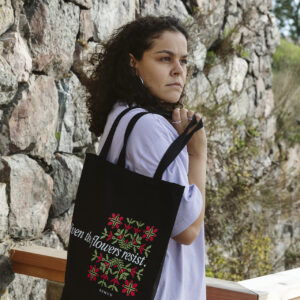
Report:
125,112,203,239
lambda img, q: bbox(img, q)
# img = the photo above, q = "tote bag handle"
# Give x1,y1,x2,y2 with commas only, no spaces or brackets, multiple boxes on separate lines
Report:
153,115,203,180
99,107,138,159
99,105,204,180
114,109,204,180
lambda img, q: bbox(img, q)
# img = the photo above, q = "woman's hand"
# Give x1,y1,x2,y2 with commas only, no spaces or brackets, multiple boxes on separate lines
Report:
170,108,207,158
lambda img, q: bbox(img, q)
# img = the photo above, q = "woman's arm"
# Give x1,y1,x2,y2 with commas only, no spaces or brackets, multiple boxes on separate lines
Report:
173,153,207,245
171,108,207,245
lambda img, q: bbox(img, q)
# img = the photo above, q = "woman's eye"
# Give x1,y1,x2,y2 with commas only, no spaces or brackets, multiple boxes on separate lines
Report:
180,59,188,65
160,57,171,62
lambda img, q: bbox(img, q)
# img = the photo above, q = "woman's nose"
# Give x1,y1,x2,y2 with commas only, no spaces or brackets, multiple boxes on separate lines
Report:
171,60,184,76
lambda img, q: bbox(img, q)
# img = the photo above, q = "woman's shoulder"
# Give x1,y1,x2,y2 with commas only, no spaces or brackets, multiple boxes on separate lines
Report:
112,101,179,142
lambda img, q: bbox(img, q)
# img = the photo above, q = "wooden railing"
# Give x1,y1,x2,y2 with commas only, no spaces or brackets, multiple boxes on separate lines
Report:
10,245,66,283
8,245,300,300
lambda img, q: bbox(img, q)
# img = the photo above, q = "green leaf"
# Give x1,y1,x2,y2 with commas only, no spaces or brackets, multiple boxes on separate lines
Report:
108,284,118,292
100,263,106,273
120,272,129,280
91,249,98,261
137,268,144,281
98,280,107,287
55,131,60,142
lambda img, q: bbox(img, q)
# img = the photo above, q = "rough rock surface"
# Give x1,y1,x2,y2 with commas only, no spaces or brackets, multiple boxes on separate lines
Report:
0,154,53,238
0,55,18,106
51,153,83,217
0,0,14,36
24,0,80,79
0,31,32,82
8,75,58,163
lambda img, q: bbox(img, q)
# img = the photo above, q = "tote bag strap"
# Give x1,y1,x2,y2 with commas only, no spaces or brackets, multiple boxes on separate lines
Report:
99,106,139,159
153,115,204,180
116,109,204,180
100,104,204,180
117,111,150,168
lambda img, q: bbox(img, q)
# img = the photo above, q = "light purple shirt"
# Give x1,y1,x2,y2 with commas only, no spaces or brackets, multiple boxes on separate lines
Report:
97,102,206,300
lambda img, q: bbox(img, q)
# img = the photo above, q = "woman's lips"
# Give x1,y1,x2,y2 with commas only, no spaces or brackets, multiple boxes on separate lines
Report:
166,83,182,89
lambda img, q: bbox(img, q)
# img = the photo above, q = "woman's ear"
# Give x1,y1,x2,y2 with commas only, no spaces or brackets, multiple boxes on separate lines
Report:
129,53,136,68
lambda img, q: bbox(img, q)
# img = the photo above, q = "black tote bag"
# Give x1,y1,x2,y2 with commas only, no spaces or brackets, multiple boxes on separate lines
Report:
61,106,203,299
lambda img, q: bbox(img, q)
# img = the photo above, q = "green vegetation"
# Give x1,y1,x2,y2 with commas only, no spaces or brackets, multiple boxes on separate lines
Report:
273,0,300,43
184,10,300,278
199,103,273,280
203,26,249,73
272,38,300,147
206,219,272,281
285,245,300,269
55,131,61,142
272,38,300,72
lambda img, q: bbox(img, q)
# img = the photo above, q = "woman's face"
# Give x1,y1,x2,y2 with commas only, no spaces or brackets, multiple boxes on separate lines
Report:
129,30,188,104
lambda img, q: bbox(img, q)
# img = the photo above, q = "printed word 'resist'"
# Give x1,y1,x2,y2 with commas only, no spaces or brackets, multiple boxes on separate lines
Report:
91,235,146,266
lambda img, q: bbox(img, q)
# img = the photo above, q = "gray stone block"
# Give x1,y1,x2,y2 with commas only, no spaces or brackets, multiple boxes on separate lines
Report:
0,255,15,291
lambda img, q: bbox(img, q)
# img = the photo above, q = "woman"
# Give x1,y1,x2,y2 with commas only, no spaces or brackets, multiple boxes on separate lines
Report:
83,15,207,299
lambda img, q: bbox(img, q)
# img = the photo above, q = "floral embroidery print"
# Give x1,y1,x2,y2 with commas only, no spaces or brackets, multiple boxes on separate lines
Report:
87,213,158,296
122,280,138,296
108,213,123,229
88,265,100,281
143,226,158,241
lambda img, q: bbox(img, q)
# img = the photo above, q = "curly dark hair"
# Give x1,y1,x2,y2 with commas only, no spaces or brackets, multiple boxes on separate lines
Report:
81,15,189,137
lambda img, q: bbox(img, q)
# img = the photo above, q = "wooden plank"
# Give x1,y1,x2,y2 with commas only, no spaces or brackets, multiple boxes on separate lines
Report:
10,245,67,283
206,277,259,300
12,262,65,283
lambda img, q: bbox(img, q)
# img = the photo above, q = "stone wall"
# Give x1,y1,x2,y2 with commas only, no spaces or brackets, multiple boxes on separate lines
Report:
0,0,299,298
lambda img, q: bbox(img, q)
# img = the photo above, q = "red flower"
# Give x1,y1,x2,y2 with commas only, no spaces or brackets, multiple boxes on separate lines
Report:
110,277,120,285
139,243,146,254
133,238,137,245
143,226,158,241
124,224,132,230
119,268,126,274
87,265,99,281
96,252,103,263
117,234,123,240
107,231,113,241
104,262,110,269
122,280,138,296
108,213,123,229
130,267,137,278
133,227,141,234
100,273,109,281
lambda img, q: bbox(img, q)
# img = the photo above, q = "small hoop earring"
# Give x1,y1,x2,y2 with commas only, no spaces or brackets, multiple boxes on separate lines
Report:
138,75,144,85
